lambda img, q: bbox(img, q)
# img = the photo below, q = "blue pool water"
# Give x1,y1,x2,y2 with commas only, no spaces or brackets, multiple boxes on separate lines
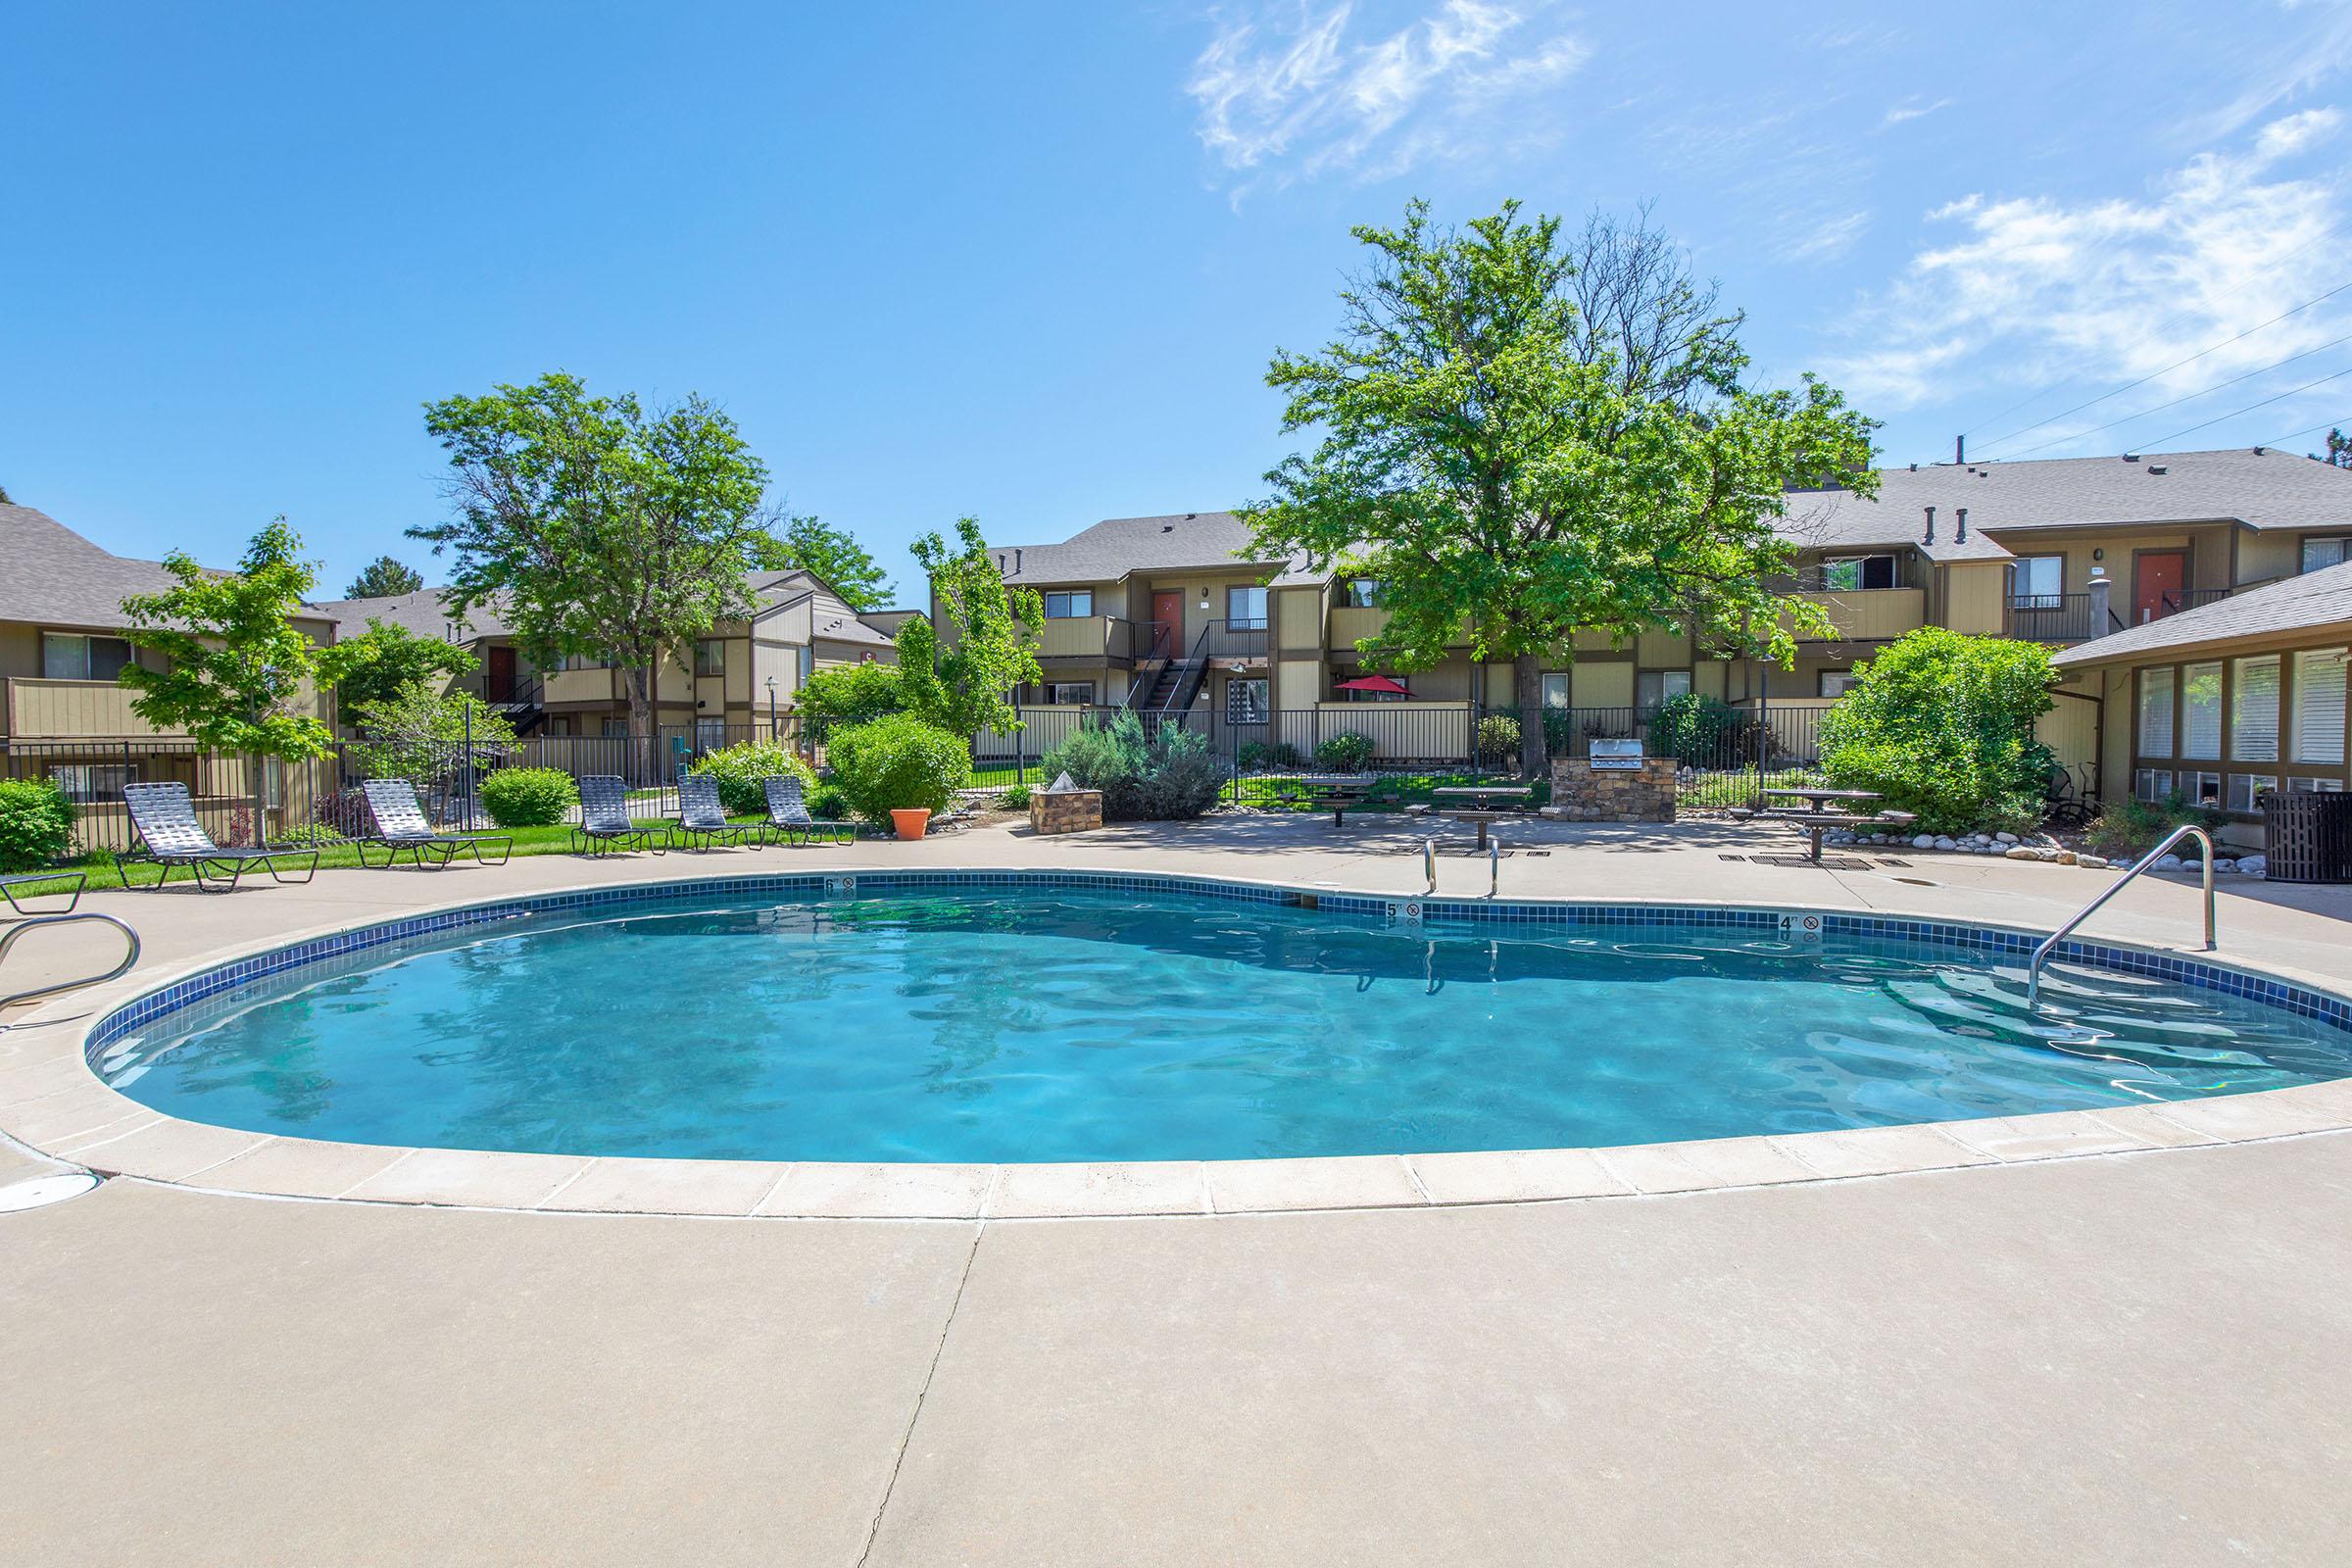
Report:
97,888,2352,1162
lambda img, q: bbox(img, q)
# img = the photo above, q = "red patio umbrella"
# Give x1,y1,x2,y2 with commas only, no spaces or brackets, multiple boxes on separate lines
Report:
1334,674,1412,695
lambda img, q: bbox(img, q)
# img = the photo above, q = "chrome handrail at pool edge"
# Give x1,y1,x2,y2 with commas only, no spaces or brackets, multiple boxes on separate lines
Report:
2027,825,2216,1009
0,911,141,1015
1424,837,1438,895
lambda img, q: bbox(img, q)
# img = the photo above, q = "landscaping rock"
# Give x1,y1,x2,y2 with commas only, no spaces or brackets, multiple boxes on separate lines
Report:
2240,854,2267,877
1912,834,1936,849
1994,830,2019,844
2005,846,2037,859
2155,854,2183,870
2078,855,2107,868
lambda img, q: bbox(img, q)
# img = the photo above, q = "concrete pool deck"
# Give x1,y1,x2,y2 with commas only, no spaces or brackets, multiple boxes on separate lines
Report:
4,814,2351,1562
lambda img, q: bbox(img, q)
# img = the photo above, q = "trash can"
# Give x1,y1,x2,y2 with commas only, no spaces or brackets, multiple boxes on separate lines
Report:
2260,790,2352,883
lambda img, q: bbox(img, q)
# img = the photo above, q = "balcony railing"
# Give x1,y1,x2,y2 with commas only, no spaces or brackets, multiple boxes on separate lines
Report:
1036,614,1141,662
1200,618,1269,662
2156,586,2235,618
2002,594,2125,644
1789,587,1926,644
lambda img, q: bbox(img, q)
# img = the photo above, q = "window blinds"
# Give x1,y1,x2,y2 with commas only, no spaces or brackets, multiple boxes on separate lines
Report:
2180,662,2222,760
2292,648,2348,764
2232,656,2279,761
2137,668,2175,758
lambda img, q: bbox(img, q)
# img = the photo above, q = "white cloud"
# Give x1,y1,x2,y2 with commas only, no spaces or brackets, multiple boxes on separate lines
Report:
1881,96,1952,127
1827,111,2352,452
1779,210,1872,263
1187,1,1589,190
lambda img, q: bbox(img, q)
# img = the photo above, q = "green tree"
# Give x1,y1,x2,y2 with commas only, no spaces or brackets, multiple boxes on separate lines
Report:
335,617,477,712
1818,628,2057,833
755,514,896,610
118,517,363,841
793,659,906,724
349,679,517,780
1242,200,1880,773
2322,428,2351,469
907,518,1043,739
411,372,783,769
345,555,426,598
0,481,13,505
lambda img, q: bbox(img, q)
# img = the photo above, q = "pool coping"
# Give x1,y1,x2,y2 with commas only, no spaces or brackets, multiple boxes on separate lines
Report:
6,864,2351,1220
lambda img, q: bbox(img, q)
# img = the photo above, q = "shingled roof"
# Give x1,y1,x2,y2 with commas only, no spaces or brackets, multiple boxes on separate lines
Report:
0,505,335,631
311,589,505,642
991,512,1298,585
2052,560,2352,666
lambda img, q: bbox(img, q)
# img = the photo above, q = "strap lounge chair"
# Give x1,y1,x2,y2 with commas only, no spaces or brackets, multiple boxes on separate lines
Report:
761,775,854,846
358,779,513,869
569,775,664,856
673,775,760,852
119,782,320,893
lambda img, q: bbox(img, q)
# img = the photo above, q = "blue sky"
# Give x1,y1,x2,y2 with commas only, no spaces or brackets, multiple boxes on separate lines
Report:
5,1,2350,603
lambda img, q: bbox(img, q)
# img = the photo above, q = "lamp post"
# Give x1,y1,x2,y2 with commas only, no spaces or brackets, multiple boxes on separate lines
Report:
765,675,778,741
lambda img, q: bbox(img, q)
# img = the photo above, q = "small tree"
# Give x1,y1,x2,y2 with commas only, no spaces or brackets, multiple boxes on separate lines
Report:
119,517,362,842
794,660,906,725
1818,628,2057,833
412,372,787,775
755,514,896,610
336,617,477,712
349,679,517,781
346,555,426,598
908,518,1044,739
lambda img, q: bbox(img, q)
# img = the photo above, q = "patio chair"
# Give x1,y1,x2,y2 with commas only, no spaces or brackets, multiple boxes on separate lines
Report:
569,774,664,856
673,774,760,852
760,775,854,846
357,779,514,869
118,782,320,893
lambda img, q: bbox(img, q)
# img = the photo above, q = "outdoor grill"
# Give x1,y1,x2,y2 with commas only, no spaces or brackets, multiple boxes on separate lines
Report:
1589,738,1645,772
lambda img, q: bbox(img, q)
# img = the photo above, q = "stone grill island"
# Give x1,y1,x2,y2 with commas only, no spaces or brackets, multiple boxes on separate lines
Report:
1544,739,1677,823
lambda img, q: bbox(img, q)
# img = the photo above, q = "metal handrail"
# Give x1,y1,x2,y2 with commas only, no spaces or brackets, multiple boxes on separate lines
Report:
1424,837,1438,894
2026,825,2215,1007
0,911,141,1012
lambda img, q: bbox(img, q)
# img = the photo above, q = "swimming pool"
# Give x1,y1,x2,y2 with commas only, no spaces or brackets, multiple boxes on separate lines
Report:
91,879,2352,1164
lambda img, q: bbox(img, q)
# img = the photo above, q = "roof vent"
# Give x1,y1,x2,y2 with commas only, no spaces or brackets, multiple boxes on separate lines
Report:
1013,548,1022,572
1955,508,1969,542
1185,513,1197,520
1162,524,1173,532
2253,446,2267,456
2148,464,2169,474
1923,506,1936,544
2122,453,2140,463
1908,463,1918,471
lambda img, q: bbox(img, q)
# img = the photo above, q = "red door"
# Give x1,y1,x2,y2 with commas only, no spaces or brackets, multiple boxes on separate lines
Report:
1151,591,1183,660
486,645,516,703
2135,552,2186,624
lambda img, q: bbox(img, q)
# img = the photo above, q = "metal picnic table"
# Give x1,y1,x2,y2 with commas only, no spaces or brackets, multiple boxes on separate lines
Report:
1276,773,1375,825
1745,786,1911,863
1431,783,1536,851
1759,786,1886,812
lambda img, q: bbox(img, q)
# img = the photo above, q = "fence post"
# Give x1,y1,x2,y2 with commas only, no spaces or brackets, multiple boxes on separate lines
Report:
463,704,474,832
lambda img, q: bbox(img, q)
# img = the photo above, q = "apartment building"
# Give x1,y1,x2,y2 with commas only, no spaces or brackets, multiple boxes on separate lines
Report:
966,448,2352,782
318,566,902,743
0,503,340,837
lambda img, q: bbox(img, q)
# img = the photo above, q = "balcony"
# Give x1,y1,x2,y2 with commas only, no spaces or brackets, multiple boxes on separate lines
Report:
1199,618,1268,664
1789,587,1925,644
1036,615,1140,663
2001,595,2125,644
1328,605,1389,650
5,678,172,740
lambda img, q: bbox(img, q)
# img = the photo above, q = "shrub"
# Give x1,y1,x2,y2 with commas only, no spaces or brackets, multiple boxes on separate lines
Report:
1315,731,1375,771
1042,710,1223,820
999,782,1032,810
807,782,852,822
2086,793,2229,859
1646,693,1751,769
828,712,971,825
1237,739,1301,772
794,661,906,726
1473,713,1521,768
1817,628,2057,834
688,741,817,815
0,778,76,871
349,680,516,781
479,766,578,828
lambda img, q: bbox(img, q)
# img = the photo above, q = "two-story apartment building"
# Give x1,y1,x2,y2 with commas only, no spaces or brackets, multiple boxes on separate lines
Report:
0,503,340,838
966,448,2352,784
318,567,902,743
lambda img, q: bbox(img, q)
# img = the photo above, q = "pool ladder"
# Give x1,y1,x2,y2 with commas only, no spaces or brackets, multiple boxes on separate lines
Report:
0,879,141,1016
2026,824,2215,1010
1421,837,1502,898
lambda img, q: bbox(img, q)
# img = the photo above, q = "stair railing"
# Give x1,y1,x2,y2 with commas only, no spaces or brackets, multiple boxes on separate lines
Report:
0,911,141,1013
2026,824,2216,1008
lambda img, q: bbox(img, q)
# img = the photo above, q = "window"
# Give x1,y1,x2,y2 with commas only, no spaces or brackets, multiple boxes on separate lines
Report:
2287,775,2346,793
1344,579,1382,608
560,652,604,671
797,645,815,684
1225,677,1268,723
45,762,136,801
1821,555,1898,591
694,639,725,677
2292,647,2349,764
2180,769,2222,808
1043,591,1094,618
695,716,727,752
1819,670,1861,698
1636,669,1691,711
2231,655,2280,760
40,633,133,681
601,718,629,738
2009,555,2064,605
1048,681,1095,706
1540,672,1572,710
2133,767,2174,802
2302,536,2351,573
2136,667,2176,759
1225,586,1268,629
2229,773,2278,811
2180,662,2222,760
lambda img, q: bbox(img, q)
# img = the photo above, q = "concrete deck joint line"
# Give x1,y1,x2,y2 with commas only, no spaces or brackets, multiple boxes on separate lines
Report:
855,1222,987,1568
331,1146,419,1200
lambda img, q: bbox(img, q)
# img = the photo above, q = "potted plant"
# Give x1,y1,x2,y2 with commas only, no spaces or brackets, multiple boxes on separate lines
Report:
891,806,932,840
828,712,972,841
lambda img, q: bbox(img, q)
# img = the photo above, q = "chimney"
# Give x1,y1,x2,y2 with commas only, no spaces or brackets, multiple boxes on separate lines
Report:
1955,434,1965,464
2087,569,2112,634
1955,507,1968,542
1013,548,1023,573
1923,506,1936,544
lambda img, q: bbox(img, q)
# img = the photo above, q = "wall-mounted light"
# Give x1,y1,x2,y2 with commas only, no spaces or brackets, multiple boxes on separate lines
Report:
1199,588,1210,611
2092,547,2105,562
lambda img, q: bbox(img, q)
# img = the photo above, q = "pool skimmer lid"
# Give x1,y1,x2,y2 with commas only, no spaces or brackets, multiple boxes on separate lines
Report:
0,1171,101,1213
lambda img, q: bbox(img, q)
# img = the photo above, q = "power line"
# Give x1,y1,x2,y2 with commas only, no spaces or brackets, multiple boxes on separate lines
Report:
2132,365,2352,450
1991,328,2352,460
1975,276,2352,456
1962,211,2352,442
2259,413,2352,449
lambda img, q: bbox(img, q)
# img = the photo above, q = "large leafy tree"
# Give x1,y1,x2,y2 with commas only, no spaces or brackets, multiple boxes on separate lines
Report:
411,372,785,763
908,517,1043,739
335,617,477,711
345,555,425,598
119,517,362,841
1243,200,1880,773
755,514,896,610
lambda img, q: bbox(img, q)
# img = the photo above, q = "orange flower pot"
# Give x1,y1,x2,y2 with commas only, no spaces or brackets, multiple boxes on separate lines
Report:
891,808,931,840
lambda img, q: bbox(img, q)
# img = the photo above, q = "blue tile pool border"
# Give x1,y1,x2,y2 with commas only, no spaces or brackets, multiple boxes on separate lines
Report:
81,867,2352,1062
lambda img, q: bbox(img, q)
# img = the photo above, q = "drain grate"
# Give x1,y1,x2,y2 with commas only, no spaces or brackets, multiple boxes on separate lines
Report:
0,1171,101,1213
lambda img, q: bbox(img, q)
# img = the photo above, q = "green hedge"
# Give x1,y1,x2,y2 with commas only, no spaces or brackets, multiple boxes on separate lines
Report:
687,741,817,815
479,767,579,828
0,778,76,872
828,713,971,825
1818,628,2056,834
